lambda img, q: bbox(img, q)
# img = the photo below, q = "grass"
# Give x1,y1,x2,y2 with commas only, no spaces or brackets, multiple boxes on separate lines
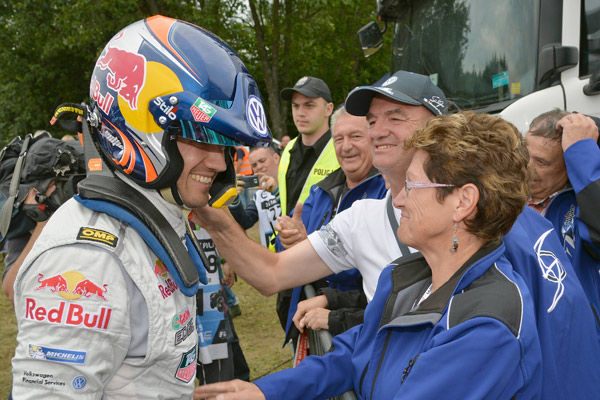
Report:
236,224,294,380
0,291,17,397
231,278,293,380
0,224,291,396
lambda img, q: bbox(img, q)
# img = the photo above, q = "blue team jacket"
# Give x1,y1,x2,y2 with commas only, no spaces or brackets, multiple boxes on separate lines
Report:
257,244,543,399
503,207,600,398
543,138,600,322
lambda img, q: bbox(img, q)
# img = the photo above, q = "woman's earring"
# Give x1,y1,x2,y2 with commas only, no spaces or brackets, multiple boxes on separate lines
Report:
451,222,458,253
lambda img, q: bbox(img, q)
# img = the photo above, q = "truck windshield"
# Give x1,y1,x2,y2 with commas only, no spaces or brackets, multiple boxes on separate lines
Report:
391,0,539,112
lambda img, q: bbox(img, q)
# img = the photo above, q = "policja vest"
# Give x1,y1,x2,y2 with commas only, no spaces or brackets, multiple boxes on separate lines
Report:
277,136,338,216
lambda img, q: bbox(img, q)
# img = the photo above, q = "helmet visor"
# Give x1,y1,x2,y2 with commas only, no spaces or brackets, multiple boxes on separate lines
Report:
171,121,243,147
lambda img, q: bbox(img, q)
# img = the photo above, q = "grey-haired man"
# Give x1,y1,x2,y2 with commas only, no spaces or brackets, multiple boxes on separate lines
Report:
192,70,445,306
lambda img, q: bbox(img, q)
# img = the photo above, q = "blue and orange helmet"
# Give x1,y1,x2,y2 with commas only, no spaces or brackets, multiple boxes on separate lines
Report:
89,15,272,190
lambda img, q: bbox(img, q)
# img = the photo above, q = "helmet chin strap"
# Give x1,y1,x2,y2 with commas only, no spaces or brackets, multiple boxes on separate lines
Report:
159,186,184,207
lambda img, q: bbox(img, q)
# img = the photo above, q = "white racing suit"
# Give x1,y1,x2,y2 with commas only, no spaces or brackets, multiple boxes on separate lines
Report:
11,185,198,399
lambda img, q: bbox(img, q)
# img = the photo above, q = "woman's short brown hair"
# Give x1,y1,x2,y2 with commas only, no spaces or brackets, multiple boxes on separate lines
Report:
405,112,529,244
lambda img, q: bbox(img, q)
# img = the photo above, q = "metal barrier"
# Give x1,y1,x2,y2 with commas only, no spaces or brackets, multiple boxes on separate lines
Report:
303,284,358,400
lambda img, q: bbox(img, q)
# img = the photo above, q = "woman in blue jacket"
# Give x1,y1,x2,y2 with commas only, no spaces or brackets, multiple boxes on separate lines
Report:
195,112,542,399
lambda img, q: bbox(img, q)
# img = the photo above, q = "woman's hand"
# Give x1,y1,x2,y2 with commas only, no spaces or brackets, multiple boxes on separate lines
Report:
194,380,265,400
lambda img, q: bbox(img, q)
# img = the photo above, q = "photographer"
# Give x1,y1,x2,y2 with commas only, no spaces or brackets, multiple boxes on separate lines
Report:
1,134,85,303
229,145,281,249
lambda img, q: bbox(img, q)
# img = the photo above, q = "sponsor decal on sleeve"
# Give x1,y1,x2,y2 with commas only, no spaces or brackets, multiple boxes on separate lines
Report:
154,259,179,299
36,271,108,301
317,224,349,258
25,298,112,330
175,319,195,346
72,375,87,390
27,344,86,364
21,370,66,388
175,347,197,383
76,227,118,247
27,270,113,330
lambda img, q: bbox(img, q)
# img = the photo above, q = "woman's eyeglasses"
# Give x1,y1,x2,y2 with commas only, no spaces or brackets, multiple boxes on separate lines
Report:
405,178,455,196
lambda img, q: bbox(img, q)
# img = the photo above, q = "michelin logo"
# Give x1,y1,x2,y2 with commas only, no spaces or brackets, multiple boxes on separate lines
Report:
28,344,86,364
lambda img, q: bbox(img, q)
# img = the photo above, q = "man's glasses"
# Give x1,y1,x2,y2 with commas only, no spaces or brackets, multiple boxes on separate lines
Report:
405,178,455,196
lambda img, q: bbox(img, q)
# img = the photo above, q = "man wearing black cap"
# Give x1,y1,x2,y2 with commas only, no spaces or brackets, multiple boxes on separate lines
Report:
278,76,339,217
274,76,340,332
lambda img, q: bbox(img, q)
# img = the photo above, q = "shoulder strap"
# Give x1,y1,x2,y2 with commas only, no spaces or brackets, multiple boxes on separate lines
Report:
386,194,410,255
55,102,206,296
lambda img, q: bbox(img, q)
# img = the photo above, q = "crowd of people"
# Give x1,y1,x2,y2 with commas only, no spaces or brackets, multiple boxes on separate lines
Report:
1,15,600,400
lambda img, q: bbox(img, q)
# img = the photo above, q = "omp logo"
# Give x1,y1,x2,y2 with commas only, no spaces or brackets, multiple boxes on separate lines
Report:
77,227,118,247
534,229,566,313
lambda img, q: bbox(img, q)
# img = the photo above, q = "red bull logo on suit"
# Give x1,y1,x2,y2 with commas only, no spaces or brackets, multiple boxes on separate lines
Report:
27,270,112,330
35,271,108,301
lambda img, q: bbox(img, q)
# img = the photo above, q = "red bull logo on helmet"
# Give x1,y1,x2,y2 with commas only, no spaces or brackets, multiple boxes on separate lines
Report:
90,76,115,116
96,43,147,111
35,271,108,302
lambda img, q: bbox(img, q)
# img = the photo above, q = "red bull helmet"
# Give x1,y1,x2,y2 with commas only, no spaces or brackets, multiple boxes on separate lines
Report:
89,15,272,191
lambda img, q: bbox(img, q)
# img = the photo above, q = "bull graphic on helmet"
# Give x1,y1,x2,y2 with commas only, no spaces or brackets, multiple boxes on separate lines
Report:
89,15,272,193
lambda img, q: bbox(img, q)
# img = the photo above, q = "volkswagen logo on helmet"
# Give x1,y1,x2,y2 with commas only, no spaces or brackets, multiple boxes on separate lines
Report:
246,95,268,137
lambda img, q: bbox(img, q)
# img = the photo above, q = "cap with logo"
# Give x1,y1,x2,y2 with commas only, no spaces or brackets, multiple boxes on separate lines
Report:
280,76,332,103
345,70,447,117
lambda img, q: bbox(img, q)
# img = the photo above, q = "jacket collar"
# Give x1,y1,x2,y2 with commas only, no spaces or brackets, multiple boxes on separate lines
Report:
380,243,500,327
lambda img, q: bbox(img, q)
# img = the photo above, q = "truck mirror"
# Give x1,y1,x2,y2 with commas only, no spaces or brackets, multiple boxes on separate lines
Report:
538,44,578,84
357,21,384,58
583,72,600,96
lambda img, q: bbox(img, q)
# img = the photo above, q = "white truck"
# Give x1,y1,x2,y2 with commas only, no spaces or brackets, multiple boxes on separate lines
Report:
359,0,600,133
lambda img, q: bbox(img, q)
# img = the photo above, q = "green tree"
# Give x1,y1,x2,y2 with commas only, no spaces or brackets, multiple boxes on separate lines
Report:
0,0,391,145
241,0,390,139
0,0,198,143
